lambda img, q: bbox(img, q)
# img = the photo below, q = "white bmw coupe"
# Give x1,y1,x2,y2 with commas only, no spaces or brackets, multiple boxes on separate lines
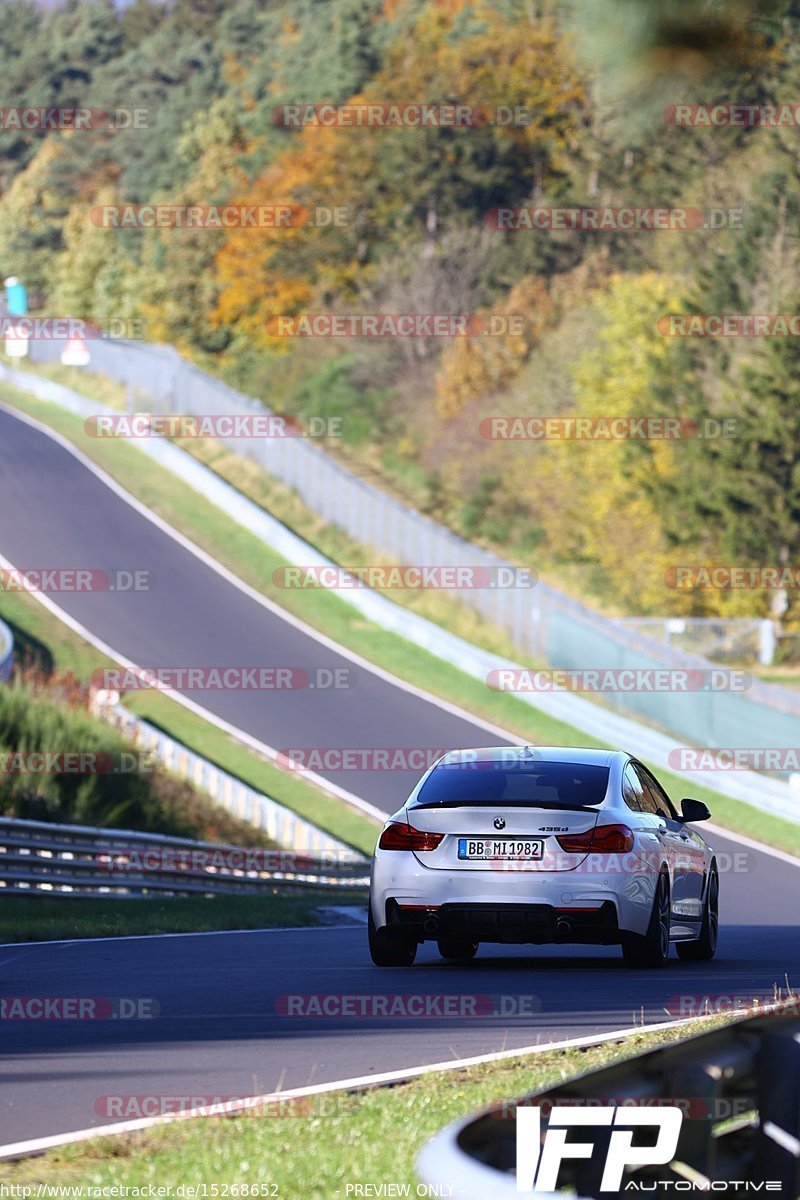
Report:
368,746,718,968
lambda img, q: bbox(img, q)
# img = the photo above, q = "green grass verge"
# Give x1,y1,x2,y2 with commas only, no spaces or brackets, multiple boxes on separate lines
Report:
0,890,367,943
0,1014,743,1192
2,383,800,858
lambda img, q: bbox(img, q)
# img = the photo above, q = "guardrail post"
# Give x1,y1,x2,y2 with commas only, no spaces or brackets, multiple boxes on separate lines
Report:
755,1021,800,1192
670,1061,723,1179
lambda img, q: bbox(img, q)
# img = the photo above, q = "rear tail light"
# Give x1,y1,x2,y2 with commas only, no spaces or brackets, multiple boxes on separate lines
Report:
378,822,444,851
556,824,634,854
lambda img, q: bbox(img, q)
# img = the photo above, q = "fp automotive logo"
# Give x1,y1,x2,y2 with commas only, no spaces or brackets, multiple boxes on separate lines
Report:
516,1105,682,1192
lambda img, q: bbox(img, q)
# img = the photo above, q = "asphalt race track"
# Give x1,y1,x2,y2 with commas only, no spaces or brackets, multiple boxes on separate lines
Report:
0,404,798,1148
0,403,503,810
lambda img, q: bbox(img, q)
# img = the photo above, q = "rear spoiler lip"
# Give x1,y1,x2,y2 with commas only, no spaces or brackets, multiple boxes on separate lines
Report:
408,799,603,813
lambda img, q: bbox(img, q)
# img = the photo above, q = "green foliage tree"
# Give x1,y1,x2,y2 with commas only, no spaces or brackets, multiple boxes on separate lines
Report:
0,141,66,301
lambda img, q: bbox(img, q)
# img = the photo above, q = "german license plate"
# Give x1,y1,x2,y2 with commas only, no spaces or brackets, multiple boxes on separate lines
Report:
457,838,544,861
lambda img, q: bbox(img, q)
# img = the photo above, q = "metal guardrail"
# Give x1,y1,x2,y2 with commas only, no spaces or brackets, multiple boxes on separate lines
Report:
0,815,369,896
0,618,13,682
418,1007,800,1198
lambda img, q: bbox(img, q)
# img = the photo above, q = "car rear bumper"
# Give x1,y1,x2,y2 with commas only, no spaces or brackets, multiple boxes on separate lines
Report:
387,899,622,945
370,857,657,939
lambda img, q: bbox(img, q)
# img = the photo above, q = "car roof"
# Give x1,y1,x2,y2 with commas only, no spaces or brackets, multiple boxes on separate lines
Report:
437,746,623,768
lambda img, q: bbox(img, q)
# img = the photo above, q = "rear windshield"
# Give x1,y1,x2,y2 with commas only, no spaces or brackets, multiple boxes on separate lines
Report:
413,760,610,807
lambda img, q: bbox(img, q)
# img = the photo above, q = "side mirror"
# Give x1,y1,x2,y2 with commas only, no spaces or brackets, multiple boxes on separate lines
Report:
680,797,711,823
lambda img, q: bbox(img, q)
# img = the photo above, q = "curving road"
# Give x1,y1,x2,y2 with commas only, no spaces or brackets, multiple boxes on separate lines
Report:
0,402,504,810
0,401,798,1150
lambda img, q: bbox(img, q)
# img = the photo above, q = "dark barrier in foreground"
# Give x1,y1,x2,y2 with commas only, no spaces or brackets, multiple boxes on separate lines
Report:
418,1006,800,1198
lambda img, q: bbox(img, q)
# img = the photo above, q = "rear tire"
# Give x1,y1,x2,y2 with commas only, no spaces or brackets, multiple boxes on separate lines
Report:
368,909,417,967
437,938,479,962
622,871,671,968
677,865,718,962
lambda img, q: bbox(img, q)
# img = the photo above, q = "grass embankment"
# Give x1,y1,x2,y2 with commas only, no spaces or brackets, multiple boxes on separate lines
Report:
0,890,367,943
0,680,358,941
0,678,274,846
2,382,800,858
